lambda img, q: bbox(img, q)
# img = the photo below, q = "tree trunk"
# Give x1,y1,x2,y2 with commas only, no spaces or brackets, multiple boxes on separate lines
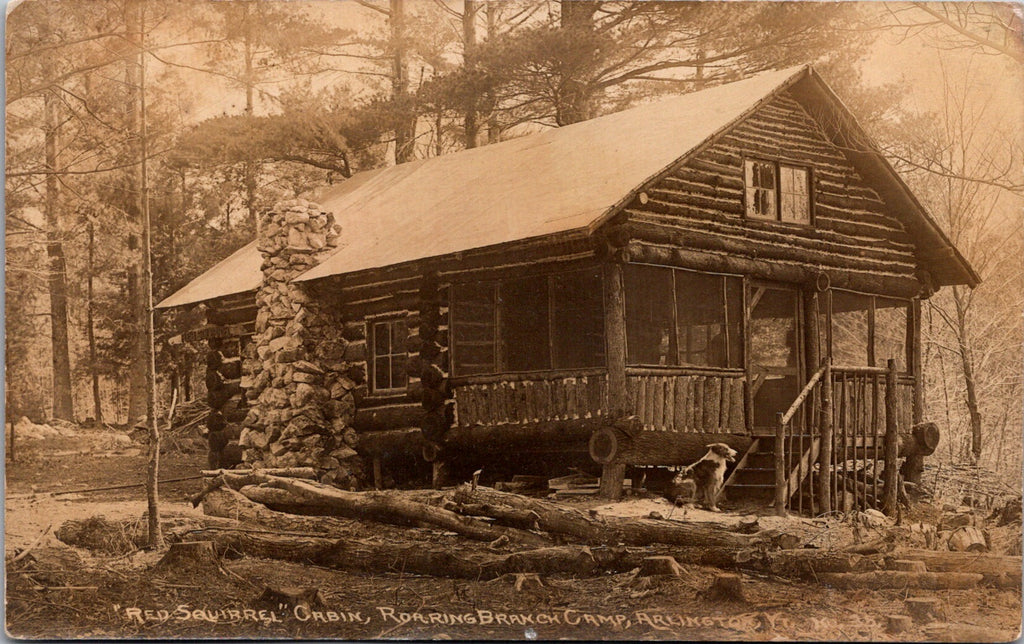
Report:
453,484,758,549
390,0,415,163
86,221,102,426
216,472,551,547
124,0,147,426
43,84,74,422
134,3,162,549
555,0,599,126
242,1,258,229
462,0,479,149
485,0,500,143
953,288,982,462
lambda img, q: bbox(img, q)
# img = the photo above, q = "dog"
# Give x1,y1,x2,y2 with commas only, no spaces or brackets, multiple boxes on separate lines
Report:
666,443,737,512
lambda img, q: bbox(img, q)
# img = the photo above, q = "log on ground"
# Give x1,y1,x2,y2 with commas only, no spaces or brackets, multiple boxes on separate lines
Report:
818,571,983,590
452,484,760,549
217,472,551,547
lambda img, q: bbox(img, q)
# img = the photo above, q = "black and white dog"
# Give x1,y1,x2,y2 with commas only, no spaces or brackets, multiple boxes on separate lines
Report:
665,443,738,512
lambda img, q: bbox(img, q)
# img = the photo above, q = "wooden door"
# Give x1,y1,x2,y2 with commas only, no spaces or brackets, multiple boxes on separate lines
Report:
747,283,803,431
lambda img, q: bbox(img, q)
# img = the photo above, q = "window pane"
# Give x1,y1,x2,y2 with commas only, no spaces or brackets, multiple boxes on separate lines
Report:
374,322,390,355
780,166,810,224
625,265,676,365
500,275,551,371
391,354,408,388
551,269,605,369
451,282,497,375
831,292,871,366
875,298,908,371
745,160,776,219
374,356,390,390
674,272,735,368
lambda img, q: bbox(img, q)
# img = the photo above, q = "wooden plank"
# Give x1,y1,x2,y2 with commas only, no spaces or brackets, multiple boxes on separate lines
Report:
710,376,722,431
673,376,687,432
684,376,696,432
664,376,677,430
693,376,705,430
653,376,665,430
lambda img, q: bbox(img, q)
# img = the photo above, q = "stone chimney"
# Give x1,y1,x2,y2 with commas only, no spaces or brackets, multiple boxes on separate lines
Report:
239,199,363,487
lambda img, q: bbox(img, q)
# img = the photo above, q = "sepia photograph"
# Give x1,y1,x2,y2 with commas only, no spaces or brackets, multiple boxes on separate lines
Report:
4,0,1023,640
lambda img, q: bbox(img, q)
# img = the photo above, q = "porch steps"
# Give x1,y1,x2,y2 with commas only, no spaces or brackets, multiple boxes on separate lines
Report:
723,435,821,508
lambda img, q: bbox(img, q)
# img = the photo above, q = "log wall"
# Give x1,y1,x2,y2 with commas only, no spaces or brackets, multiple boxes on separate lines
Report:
623,90,922,295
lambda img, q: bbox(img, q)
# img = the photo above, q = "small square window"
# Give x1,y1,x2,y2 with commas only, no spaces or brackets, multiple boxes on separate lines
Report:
744,159,811,225
370,319,408,392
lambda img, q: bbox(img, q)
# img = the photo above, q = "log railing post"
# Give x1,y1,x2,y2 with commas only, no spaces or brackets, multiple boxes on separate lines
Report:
818,360,832,515
774,411,787,516
599,259,628,500
882,358,900,515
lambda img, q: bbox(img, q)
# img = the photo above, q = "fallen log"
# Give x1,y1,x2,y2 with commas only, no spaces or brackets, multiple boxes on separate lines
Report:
453,484,760,549
218,473,551,547
740,548,865,577
201,487,360,537
887,549,1022,576
200,467,318,479
818,570,983,590
445,501,541,531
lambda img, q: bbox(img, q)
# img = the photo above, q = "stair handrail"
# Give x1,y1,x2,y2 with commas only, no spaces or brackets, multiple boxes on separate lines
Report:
775,363,828,515
780,364,828,426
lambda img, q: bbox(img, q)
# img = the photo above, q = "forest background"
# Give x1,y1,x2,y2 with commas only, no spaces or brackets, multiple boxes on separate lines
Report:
5,0,1023,481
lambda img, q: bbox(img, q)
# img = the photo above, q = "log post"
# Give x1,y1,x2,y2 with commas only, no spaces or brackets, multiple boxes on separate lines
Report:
910,298,923,424
882,359,900,515
818,360,832,515
774,412,787,516
599,259,629,500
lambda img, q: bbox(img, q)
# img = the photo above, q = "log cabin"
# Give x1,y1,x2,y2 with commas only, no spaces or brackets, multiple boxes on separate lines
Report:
157,66,977,515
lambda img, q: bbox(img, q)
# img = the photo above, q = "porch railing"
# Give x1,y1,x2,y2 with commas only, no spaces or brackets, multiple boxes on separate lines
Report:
777,359,907,516
626,368,746,433
452,369,608,427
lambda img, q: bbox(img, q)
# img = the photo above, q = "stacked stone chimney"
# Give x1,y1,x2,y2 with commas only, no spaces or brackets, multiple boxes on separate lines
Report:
239,199,363,487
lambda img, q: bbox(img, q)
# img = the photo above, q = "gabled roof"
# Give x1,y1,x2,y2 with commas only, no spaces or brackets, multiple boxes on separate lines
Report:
157,65,977,310
295,66,810,283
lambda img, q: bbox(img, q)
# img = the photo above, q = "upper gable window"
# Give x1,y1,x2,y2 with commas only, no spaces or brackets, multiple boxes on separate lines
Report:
744,159,811,225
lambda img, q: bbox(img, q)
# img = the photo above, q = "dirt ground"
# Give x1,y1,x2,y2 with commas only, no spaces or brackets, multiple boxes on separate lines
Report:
5,425,1023,641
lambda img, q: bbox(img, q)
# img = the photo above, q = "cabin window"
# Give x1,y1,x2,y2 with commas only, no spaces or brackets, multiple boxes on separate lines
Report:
370,318,409,392
744,159,811,224
450,282,497,375
625,265,742,368
450,269,604,376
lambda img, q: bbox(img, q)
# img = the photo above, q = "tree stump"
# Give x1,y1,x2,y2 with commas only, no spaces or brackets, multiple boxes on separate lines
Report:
706,573,746,602
948,526,988,552
735,515,760,534
885,614,912,634
905,596,943,622
640,556,684,577
257,586,323,612
155,541,219,570
893,559,927,573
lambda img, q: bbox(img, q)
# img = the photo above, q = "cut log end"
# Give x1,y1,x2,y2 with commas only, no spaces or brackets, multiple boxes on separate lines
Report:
905,596,944,623
640,555,684,577
155,540,219,570
705,573,746,602
885,614,913,634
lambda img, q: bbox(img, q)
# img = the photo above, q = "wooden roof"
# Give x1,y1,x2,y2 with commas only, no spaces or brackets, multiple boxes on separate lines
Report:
157,65,977,310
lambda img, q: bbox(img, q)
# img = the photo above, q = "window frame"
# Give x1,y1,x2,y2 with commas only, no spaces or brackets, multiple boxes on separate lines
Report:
623,263,745,370
742,156,814,226
825,289,912,373
367,315,410,394
448,268,606,378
